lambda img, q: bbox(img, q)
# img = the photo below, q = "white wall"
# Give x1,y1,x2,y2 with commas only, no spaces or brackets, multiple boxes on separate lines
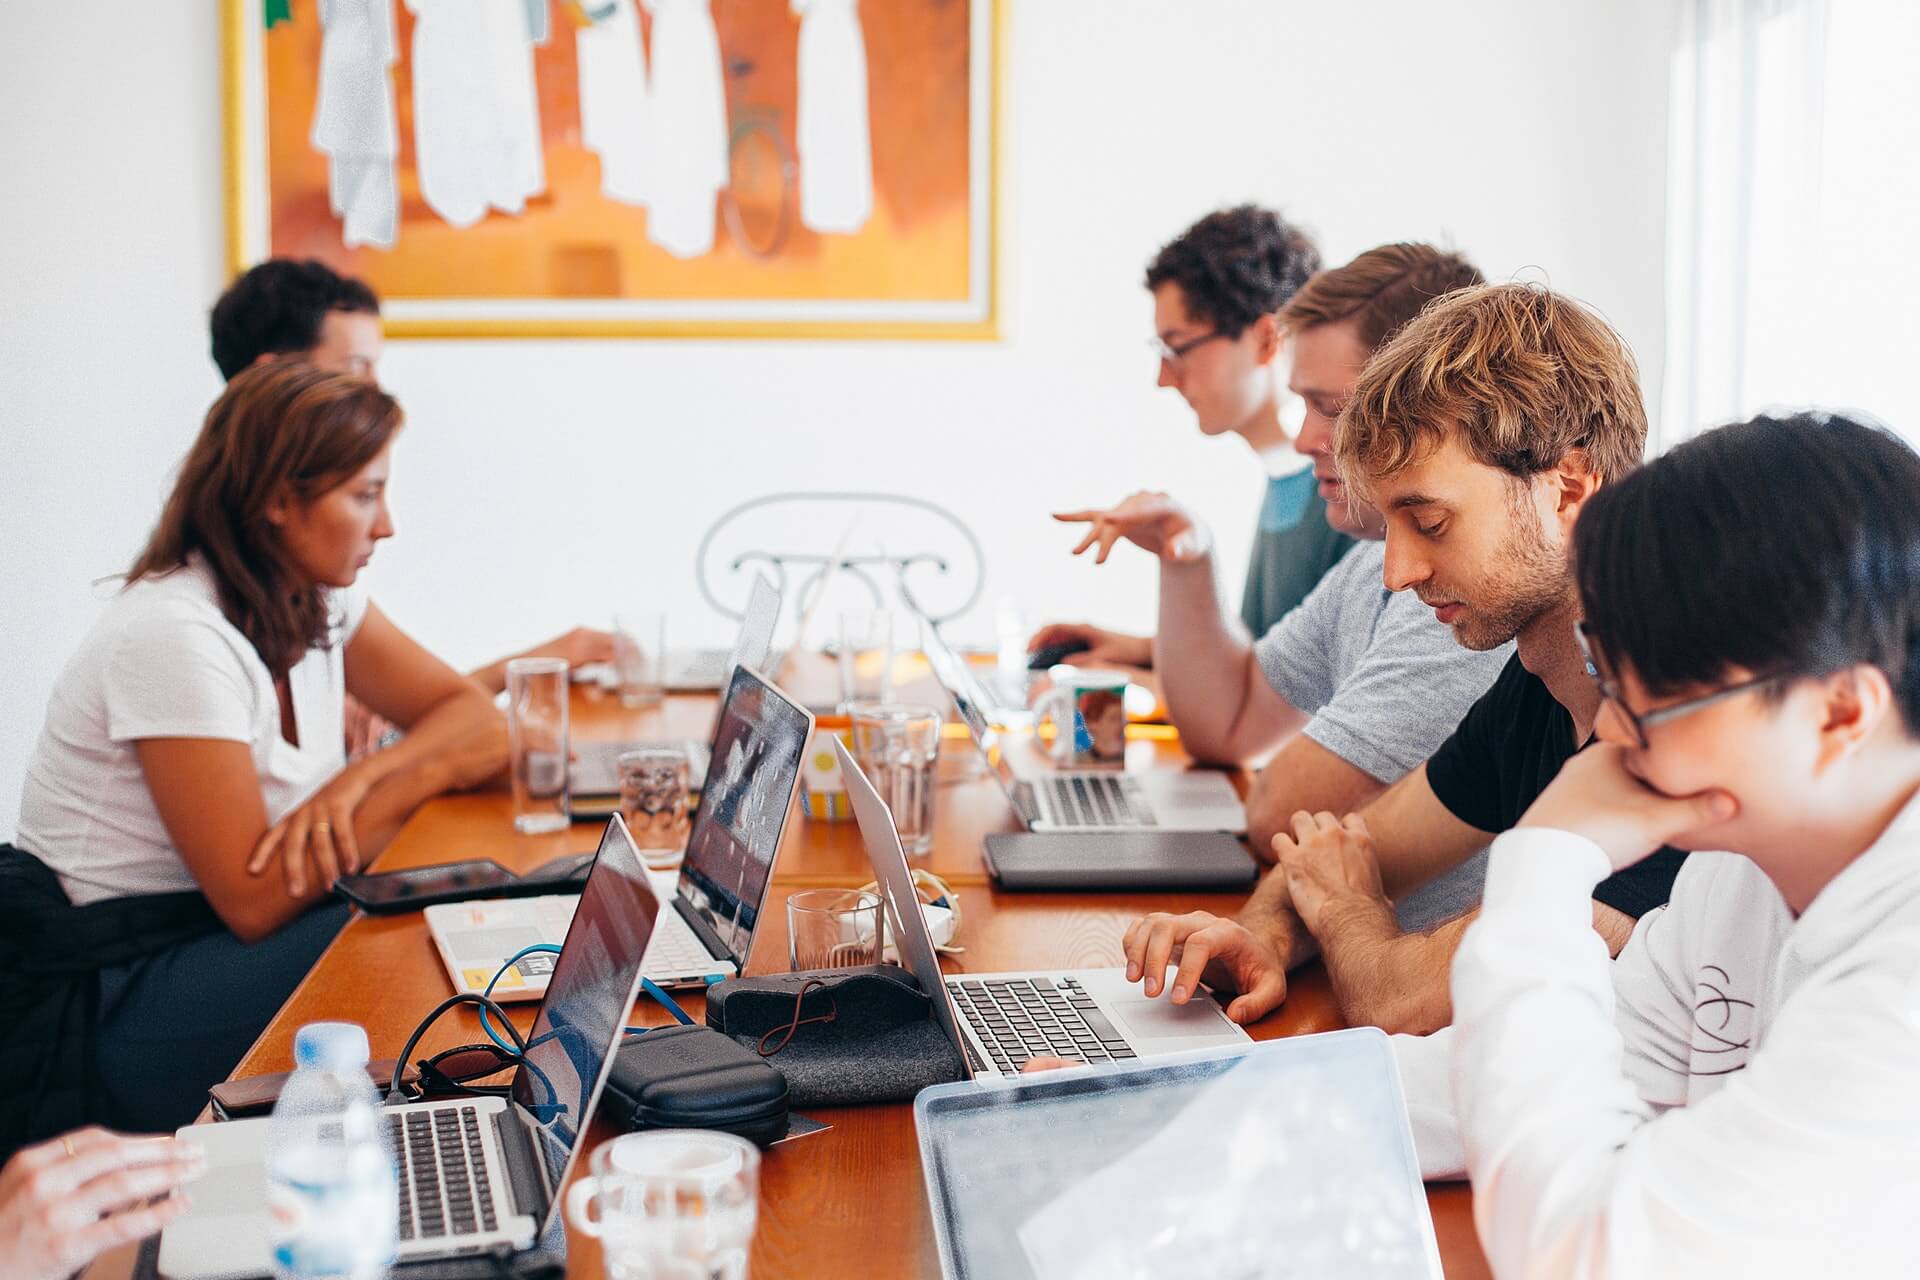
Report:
0,0,1672,838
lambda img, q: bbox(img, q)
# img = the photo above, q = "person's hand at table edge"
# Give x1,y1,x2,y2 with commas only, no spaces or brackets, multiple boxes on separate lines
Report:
1121,911,1288,1024
0,1128,206,1280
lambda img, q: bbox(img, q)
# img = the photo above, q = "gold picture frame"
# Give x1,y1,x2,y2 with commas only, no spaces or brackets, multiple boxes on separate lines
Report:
222,0,1004,340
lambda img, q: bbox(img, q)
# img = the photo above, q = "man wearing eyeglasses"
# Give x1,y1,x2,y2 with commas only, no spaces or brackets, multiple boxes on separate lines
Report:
1120,283,1686,1036
1028,206,1350,675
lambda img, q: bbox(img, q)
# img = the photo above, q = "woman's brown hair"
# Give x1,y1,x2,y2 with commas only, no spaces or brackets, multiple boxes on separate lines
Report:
129,361,402,676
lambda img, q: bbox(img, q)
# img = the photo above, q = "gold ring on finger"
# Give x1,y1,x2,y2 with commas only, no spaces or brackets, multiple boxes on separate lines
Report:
313,821,332,836
62,1134,76,1158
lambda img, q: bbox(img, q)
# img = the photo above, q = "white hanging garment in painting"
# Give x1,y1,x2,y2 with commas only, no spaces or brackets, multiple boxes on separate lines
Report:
313,0,400,248
792,0,871,234
576,0,651,206
407,0,546,229
642,0,728,258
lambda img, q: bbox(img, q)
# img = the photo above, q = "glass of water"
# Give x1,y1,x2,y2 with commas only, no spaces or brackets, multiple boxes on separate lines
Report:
507,657,570,835
617,746,691,871
786,888,884,971
612,611,666,709
850,701,942,856
565,1130,759,1280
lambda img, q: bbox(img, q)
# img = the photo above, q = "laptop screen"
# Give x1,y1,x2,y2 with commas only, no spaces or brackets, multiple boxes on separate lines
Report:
676,665,813,963
914,1031,1441,1280
921,626,1028,806
726,572,780,677
510,816,659,1218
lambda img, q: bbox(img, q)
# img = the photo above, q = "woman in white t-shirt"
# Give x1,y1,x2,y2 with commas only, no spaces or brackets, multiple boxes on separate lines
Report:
13,362,504,1130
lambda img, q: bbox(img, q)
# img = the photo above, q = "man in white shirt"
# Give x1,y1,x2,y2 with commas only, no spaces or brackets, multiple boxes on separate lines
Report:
1392,411,1920,1274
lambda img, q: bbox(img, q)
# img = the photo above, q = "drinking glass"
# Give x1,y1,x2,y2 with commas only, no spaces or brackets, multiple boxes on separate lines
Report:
786,888,884,971
565,1131,759,1280
618,746,691,871
612,611,666,709
507,657,570,835
836,609,894,711
849,701,942,856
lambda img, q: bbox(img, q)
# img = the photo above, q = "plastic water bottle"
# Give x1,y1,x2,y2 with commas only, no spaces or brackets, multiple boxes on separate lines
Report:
267,1022,399,1280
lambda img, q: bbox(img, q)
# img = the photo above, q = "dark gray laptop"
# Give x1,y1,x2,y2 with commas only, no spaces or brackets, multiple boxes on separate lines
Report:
982,830,1256,891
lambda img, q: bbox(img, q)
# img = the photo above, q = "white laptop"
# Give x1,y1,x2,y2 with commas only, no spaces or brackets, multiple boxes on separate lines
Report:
428,664,814,996
914,1031,1442,1280
159,816,659,1278
835,737,1248,1079
571,571,782,807
922,625,1245,835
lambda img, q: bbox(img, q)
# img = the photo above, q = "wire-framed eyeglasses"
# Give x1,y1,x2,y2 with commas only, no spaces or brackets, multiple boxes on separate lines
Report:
1149,329,1230,369
1574,621,1777,749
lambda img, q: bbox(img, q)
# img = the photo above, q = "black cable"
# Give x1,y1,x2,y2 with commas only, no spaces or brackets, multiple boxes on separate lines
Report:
386,992,528,1106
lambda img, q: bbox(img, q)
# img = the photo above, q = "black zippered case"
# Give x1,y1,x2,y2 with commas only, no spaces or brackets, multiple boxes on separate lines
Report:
602,1024,791,1148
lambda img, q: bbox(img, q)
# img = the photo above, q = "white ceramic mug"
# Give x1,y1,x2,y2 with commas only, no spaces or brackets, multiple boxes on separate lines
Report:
1035,668,1131,765
566,1130,760,1280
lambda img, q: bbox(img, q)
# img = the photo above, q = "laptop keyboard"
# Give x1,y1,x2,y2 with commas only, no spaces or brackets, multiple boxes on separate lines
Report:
1043,774,1156,828
646,916,720,975
389,1106,498,1242
947,976,1140,1074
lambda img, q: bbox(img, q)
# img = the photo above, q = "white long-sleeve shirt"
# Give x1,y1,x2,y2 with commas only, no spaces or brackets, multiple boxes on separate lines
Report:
1393,801,1920,1277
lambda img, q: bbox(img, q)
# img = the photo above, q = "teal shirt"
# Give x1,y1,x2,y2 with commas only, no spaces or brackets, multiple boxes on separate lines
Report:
1239,469,1356,637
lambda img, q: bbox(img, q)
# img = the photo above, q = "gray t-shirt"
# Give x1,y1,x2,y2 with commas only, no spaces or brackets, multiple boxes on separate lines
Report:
1253,541,1511,930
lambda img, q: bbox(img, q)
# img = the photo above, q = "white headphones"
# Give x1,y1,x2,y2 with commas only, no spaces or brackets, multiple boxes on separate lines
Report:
857,868,963,956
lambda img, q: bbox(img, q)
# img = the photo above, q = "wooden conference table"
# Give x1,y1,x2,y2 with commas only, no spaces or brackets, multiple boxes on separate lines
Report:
191,667,1491,1279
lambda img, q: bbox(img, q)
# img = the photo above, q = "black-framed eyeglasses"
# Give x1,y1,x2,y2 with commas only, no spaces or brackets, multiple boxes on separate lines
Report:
1149,330,1230,368
1574,621,1777,749
411,1042,521,1100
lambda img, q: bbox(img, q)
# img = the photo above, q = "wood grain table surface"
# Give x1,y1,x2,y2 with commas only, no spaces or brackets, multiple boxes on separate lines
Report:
139,674,1490,1280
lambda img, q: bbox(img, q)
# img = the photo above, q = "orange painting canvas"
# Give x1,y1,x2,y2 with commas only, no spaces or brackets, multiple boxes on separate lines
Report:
224,0,1000,337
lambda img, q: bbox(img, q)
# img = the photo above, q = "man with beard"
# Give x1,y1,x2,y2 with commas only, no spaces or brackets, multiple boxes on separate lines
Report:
1118,283,1684,1033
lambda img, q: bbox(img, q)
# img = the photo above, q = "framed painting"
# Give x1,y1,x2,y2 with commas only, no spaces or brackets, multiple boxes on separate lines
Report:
222,0,1003,339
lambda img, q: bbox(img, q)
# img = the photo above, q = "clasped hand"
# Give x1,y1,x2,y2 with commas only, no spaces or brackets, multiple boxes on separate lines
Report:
246,763,375,897
1271,811,1392,937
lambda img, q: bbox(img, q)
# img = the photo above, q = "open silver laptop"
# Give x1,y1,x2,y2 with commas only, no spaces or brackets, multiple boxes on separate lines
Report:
922,626,1245,834
835,737,1247,1079
914,1031,1442,1280
160,816,658,1278
572,572,782,808
430,664,814,994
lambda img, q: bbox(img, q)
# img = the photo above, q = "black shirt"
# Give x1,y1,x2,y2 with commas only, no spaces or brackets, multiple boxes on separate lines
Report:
1425,654,1686,919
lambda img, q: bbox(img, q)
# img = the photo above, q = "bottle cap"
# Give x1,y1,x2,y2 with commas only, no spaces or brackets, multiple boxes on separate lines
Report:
293,1022,371,1071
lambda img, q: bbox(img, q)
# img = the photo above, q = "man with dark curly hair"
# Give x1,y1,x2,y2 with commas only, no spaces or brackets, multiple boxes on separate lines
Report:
1030,207,1349,675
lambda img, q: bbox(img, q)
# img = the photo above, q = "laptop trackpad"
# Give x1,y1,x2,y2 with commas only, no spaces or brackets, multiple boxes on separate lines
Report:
1087,970,1244,1046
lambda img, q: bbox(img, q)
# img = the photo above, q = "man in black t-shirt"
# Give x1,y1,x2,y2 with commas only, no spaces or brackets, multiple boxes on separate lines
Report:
1118,283,1682,1035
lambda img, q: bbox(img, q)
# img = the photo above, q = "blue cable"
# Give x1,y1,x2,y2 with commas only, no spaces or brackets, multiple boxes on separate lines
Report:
482,944,694,1053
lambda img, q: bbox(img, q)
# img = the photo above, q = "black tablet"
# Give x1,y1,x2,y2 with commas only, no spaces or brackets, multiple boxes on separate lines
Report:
333,852,594,914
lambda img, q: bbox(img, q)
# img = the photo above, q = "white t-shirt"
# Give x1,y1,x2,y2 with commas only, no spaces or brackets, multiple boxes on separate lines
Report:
16,556,369,906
